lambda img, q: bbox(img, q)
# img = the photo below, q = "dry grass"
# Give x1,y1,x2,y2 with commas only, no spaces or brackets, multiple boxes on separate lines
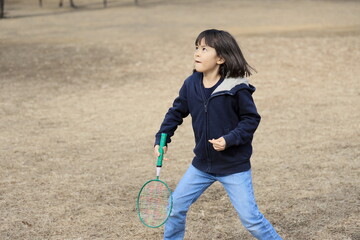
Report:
0,0,359,239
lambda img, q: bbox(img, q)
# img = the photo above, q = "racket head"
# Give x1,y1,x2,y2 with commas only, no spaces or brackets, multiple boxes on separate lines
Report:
136,179,172,228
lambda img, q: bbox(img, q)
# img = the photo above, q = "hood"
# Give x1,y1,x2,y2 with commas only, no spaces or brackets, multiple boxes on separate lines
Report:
212,77,255,95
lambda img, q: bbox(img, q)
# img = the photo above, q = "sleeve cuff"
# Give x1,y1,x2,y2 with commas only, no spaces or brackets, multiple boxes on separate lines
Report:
223,133,237,148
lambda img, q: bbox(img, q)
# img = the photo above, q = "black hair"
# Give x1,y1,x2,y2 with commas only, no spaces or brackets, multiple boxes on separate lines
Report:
195,29,256,78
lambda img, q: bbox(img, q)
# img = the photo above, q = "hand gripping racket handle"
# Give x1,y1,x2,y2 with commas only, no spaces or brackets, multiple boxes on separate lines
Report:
157,133,167,167
156,133,167,179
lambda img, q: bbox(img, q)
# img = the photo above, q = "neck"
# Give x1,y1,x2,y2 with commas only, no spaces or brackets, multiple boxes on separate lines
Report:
203,70,221,84
202,74,221,88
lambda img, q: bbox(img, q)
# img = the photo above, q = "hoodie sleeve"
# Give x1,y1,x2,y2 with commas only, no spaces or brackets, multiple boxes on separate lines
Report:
155,81,190,146
223,88,261,148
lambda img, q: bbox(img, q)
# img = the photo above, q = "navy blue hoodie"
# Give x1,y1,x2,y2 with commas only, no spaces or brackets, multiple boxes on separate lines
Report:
155,72,261,175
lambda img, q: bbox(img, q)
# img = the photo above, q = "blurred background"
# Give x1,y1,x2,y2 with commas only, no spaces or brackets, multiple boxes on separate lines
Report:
0,0,359,239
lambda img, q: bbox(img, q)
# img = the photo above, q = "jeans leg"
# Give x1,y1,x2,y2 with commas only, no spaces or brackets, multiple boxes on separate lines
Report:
164,165,215,240
218,170,282,240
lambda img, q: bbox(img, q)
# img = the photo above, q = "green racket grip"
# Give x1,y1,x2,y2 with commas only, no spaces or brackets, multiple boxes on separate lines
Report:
156,133,167,167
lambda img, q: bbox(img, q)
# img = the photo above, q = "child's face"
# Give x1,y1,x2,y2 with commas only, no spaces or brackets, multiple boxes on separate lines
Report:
194,38,224,77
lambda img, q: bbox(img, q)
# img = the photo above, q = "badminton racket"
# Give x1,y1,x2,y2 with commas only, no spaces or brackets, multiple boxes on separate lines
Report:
136,133,172,228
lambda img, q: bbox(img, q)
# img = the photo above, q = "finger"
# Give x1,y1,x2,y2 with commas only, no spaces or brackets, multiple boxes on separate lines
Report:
212,142,222,148
208,139,217,144
154,145,160,157
215,139,223,144
212,139,222,146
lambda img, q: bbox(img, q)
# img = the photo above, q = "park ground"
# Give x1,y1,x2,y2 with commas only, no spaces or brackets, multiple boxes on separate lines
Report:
0,0,359,239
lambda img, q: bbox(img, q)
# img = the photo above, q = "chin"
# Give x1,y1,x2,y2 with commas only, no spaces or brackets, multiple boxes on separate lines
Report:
194,67,203,73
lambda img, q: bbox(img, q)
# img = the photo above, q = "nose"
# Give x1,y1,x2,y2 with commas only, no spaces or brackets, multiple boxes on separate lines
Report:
194,48,200,57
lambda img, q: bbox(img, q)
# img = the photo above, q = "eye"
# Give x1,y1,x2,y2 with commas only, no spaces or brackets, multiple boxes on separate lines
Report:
202,47,207,52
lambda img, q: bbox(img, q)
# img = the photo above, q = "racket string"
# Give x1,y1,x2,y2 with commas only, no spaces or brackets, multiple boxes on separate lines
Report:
138,181,171,227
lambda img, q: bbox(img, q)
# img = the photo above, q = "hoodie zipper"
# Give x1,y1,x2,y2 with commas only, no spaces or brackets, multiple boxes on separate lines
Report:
200,88,212,172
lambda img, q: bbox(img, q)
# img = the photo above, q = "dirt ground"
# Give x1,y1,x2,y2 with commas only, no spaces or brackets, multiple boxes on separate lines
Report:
0,0,359,239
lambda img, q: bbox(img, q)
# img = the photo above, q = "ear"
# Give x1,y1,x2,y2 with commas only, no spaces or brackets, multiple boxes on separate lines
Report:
217,57,225,65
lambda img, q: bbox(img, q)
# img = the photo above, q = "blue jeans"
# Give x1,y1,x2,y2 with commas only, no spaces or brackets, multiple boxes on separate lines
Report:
164,165,282,240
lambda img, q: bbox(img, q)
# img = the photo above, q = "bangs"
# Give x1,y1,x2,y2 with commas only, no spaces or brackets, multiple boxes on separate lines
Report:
195,30,217,48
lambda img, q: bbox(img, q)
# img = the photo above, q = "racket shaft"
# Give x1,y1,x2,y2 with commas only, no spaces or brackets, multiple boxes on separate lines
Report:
156,167,161,178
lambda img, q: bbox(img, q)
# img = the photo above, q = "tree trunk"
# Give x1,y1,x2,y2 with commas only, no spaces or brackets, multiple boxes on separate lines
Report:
0,0,4,19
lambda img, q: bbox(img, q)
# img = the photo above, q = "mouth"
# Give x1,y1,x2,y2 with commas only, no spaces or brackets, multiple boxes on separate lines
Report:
195,60,201,64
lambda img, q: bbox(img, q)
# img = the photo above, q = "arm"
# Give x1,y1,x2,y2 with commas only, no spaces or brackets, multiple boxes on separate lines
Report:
154,81,190,146
223,89,261,148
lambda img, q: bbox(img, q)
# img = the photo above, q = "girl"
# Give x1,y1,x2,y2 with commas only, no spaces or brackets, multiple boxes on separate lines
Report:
154,29,282,240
